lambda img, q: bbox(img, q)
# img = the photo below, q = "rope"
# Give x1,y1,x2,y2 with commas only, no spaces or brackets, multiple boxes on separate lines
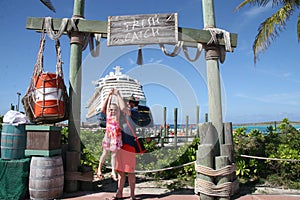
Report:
240,154,300,162
194,178,232,197
68,17,80,32
105,161,195,174
55,40,63,77
204,27,232,52
160,41,183,57
44,17,68,41
89,34,101,57
195,163,236,177
82,33,90,51
182,42,203,62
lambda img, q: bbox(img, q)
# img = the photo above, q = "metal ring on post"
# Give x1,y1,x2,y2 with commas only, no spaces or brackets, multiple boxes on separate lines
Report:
70,31,84,46
204,45,219,61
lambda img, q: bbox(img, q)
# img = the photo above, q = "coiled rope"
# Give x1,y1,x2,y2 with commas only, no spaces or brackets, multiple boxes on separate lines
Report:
159,41,183,57
194,178,235,197
159,27,232,62
44,17,68,41
182,43,203,62
194,163,237,197
195,163,236,177
204,27,232,52
44,17,101,57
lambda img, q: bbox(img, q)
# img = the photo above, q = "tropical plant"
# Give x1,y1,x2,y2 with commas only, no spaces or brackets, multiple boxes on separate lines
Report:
236,159,251,177
235,0,300,63
233,118,300,188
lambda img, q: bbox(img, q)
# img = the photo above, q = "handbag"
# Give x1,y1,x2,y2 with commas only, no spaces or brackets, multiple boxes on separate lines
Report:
22,21,69,124
121,113,146,154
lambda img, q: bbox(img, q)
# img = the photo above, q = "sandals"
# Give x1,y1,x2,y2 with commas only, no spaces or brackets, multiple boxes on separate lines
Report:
111,172,118,181
96,172,104,180
110,196,122,200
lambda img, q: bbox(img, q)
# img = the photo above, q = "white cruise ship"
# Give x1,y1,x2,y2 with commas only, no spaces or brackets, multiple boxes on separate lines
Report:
85,66,147,126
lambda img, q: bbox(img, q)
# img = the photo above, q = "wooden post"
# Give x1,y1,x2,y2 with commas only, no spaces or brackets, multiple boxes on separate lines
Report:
196,105,200,137
65,0,85,192
223,122,239,195
223,122,233,145
215,156,230,200
199,122,218,150
163,107,167,137
195,144,214,200
185,115,189,141
174,108,178,147
202,0,223,156
159,126,163,147
161,107,167,147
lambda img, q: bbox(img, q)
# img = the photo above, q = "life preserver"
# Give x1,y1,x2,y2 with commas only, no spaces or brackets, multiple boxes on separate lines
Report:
33,72,65,119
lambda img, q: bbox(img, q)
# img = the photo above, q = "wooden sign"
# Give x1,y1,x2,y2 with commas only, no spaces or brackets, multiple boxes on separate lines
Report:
107,13,178,46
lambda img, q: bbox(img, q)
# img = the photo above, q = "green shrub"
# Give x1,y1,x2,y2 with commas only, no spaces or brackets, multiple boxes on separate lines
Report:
234,118,300,188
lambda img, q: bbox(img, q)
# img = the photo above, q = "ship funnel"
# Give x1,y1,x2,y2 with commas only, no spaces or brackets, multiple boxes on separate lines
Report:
114,66,123,75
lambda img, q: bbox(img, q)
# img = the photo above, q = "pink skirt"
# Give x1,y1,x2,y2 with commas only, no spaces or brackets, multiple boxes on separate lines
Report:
115,145,136,173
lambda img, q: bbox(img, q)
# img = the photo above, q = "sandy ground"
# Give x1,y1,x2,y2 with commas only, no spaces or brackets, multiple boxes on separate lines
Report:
60,174,300,200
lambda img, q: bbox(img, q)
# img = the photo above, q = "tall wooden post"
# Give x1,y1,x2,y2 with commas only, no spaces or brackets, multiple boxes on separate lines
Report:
174,108,178,147
185,115,189,141
161,107,167,147
65,0,85,192
196,105,200,137
202,0,223,155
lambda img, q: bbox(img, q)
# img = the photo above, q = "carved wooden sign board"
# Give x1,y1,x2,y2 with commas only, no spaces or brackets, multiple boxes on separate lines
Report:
107,13,178,46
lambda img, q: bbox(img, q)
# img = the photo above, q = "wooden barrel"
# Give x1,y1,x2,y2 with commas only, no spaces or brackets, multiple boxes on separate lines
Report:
29,156,64,199
0,124,26,160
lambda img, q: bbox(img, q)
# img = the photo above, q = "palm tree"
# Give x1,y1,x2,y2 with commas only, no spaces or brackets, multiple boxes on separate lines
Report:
40,0,56,13
235,0,300,63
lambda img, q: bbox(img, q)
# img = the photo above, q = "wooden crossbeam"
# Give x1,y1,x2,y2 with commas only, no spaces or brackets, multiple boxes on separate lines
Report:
26,17,237,48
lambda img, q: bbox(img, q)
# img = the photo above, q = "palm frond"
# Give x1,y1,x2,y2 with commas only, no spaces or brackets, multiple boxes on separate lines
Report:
235,0,255,10
253,3,293,62
235,0,273,11
283,0,300,6
40,0,56,13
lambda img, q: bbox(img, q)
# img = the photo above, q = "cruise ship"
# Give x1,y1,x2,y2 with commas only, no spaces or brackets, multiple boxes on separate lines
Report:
85,66,148,126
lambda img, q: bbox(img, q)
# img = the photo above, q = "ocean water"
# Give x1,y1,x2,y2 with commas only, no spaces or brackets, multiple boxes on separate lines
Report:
160,124,300,133
233,124,300,133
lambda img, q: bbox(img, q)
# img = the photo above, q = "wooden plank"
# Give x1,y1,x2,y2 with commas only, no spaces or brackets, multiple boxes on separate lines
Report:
24,149,61,157
26,131,61,150
179,27,237,48
107,13,178,46
26,17,237,48
25,125,62,131
26,17,108,37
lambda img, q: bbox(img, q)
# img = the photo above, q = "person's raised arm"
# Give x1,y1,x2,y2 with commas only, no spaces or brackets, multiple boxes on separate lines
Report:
115,89,131,116
100,89,114,114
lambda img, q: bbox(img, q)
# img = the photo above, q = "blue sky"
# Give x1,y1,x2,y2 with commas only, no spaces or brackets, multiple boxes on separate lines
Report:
1,0,300,125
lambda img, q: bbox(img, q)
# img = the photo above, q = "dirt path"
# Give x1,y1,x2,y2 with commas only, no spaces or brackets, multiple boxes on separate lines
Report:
61,175,300,200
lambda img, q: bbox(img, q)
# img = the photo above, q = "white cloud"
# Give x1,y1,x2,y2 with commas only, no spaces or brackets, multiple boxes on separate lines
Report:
243,3,272,18
236,92,300,106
